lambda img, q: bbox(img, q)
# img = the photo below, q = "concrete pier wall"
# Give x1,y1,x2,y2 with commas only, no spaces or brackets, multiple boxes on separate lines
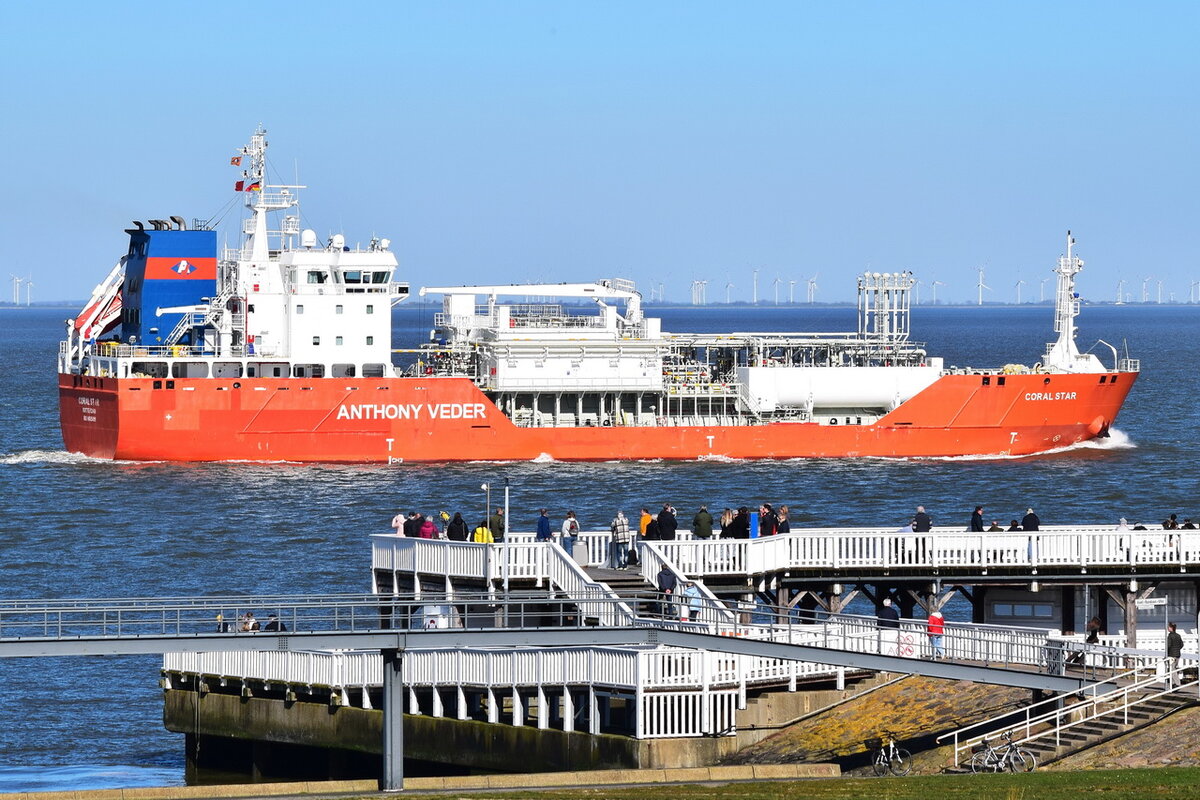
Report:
164,688,738,783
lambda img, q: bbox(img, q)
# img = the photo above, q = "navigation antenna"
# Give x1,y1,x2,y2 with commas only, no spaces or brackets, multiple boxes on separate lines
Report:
857,271,914,342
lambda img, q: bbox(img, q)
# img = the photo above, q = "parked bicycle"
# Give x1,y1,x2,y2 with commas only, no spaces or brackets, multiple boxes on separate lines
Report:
969,730,1037,773
867,731,911,776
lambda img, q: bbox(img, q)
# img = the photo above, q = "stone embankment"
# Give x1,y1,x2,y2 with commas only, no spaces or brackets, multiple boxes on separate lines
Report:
730,675,1030,774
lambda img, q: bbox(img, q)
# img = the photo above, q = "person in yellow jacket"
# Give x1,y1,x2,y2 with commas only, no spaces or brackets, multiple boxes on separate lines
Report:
473,520,494,543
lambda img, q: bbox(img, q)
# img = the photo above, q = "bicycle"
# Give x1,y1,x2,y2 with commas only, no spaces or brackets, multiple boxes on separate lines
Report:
867,732,912,776
968,730,1037,773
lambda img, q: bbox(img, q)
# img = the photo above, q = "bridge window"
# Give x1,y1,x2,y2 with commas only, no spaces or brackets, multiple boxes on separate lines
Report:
366,336,374,345
307,271,328,284
343,270,363,283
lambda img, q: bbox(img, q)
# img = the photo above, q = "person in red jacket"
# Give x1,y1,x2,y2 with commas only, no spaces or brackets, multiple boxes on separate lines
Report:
927,609,945,659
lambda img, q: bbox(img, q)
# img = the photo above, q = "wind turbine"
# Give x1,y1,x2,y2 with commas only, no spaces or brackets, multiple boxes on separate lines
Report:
24,278,33,306
772,277,782,305
725,282,734,303
10,275,22,305
912,280,922,305
1190,280,1199,304
752,269,759,304
976,267,991,306
1116,279,1126,305
807,274,819,304
788,279,796,303
1157,280,1164,304
1015,279,1026,305
1141,276,1152,303
1040,277,1050,302
931,280,946,304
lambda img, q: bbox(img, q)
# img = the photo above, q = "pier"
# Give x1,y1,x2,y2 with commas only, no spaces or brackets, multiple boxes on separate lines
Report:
2,523,1198,790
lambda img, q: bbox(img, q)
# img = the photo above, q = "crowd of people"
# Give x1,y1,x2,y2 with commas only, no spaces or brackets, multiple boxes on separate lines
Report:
389,501,1197,568
388,500,801,570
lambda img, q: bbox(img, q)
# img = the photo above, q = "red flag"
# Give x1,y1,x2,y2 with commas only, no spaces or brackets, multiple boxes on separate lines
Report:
230,156,242,166
235,180,245,192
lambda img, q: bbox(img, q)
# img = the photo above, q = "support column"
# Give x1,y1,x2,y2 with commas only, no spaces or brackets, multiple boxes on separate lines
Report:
381,648,404,793
1061,585,1076,634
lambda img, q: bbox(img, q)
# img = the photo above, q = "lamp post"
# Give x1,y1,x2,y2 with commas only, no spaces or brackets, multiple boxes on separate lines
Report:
481,483,490,533
503,477,511,595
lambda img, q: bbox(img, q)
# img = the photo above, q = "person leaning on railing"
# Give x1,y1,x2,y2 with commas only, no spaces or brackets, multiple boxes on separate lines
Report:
610,511,631,569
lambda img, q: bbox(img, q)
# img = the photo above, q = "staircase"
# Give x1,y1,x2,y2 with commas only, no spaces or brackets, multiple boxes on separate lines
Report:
585,566,663,618
1019,688,1196,766
940,666,1200,770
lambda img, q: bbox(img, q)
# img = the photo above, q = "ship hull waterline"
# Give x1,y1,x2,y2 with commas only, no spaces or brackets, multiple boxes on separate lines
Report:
59,372,1137,463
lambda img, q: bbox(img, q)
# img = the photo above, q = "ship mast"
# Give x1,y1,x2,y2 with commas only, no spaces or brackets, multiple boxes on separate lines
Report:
1042,230,1102,372
239,126,301,264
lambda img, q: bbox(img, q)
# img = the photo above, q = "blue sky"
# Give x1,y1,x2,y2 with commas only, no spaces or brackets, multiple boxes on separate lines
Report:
2,1,1196,304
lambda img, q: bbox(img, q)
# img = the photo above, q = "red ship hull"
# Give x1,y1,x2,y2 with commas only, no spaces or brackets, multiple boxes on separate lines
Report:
59,371,1137,463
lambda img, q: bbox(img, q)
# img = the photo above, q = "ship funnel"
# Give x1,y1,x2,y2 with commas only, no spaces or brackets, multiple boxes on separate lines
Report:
125,221,146,234
170,215,187,230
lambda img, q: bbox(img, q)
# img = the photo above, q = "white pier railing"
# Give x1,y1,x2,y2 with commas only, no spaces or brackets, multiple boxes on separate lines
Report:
646,526,1200,576
376,524,1200,580
163,644,844,739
